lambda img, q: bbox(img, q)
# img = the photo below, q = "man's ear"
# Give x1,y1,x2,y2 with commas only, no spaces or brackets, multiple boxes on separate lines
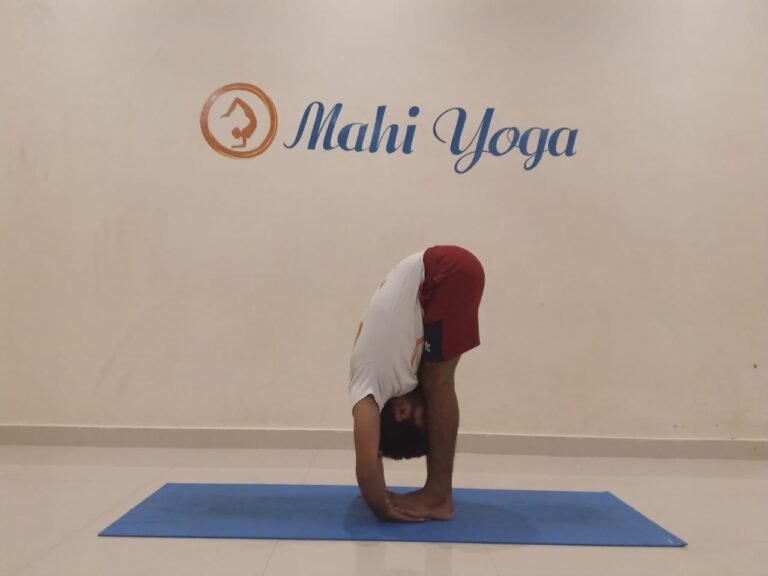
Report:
391,398,404,422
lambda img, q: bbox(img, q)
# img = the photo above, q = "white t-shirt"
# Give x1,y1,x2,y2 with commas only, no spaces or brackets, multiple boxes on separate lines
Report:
349,251,426,411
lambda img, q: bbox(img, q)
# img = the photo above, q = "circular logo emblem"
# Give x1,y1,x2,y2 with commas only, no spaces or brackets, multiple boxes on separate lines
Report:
200,83,278,158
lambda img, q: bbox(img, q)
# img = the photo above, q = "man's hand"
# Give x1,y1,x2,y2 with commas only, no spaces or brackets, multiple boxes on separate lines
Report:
372,494,426,522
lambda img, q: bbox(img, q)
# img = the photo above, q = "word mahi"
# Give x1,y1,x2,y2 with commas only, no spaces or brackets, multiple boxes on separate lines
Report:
284,102,418,154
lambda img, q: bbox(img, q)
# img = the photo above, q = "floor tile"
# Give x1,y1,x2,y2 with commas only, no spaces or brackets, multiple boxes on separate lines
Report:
263,540,499,576
1,446,766,576
0,476,163,576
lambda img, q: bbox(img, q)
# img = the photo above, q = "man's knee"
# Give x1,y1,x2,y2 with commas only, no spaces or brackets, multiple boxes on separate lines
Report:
419,356,460,389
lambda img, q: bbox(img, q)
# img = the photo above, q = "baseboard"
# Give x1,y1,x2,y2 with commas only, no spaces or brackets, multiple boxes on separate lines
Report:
0,425,765,459
458,432,768,459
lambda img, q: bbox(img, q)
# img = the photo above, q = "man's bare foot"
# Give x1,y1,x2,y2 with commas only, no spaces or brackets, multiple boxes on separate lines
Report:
389,488,454,520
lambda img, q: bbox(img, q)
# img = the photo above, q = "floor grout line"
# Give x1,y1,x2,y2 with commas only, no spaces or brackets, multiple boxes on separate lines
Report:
258,540,280,576
487,546,504,576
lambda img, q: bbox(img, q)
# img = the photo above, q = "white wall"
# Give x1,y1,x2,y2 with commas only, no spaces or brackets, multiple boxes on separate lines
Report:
1,0,766,440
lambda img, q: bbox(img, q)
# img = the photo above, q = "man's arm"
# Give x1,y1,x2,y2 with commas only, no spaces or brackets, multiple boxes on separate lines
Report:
352,396,423,522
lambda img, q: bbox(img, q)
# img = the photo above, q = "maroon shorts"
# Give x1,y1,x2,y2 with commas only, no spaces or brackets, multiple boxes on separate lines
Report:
419,246,485,362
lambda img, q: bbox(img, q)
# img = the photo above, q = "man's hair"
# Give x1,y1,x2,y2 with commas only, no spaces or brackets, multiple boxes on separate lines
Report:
379,393,428,460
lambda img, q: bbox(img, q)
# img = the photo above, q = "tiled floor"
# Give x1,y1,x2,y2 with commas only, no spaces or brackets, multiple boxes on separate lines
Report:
1,446,766,575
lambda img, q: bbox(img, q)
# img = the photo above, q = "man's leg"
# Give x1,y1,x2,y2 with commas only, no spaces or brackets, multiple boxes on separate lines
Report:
392,356,460,520
421,356,461,506
391,246,483,520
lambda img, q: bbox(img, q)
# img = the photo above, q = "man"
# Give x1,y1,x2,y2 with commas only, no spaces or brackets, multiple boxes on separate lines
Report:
349,246,485,521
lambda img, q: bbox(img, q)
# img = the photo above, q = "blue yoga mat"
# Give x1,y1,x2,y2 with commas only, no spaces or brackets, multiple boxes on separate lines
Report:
100,483,686,547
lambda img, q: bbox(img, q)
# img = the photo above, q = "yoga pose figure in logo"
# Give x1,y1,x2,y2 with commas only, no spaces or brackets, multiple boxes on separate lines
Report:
349,246,485,521
220,97,257,149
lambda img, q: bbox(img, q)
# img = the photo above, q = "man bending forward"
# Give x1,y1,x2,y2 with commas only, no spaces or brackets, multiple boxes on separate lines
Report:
349,246,485,521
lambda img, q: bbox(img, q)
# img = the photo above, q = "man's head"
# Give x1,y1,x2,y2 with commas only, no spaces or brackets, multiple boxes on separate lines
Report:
379,388,428,460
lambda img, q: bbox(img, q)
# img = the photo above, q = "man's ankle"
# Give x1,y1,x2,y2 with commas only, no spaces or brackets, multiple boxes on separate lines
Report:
422,485,453,505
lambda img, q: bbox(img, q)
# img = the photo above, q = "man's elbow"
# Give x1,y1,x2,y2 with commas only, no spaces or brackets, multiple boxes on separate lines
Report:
356,466,376,483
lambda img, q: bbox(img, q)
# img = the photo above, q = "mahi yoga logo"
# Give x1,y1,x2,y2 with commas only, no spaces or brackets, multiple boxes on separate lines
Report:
201,84,577,174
